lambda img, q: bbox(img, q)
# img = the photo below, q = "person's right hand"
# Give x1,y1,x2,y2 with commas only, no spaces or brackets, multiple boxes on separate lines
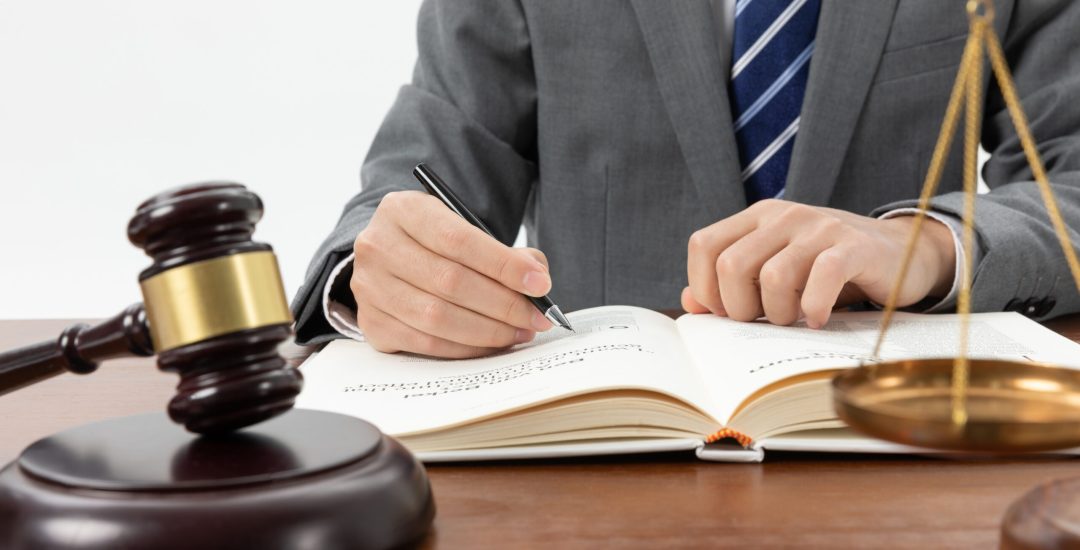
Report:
350,191,555,358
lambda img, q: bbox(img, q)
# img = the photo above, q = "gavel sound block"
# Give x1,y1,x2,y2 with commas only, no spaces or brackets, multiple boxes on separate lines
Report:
0,184,434,549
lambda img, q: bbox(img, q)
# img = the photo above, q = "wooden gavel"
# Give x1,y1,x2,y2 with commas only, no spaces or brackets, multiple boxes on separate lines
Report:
0,183,302,434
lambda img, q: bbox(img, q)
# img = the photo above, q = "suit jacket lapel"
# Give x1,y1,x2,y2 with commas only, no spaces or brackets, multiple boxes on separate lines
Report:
784,0,900,206
631,0,746,216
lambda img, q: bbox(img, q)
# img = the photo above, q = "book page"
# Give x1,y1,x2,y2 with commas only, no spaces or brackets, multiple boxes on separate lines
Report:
296,306,715,435
676,311,1080,424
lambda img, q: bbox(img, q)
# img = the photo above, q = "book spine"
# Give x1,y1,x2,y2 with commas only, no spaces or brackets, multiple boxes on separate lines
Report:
705,428,753,448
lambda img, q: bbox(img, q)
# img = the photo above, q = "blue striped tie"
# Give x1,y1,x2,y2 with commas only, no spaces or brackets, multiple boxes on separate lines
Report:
730,0,821,203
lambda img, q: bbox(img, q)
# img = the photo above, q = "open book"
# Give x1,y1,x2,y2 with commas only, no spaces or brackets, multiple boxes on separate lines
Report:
296,306,1080,462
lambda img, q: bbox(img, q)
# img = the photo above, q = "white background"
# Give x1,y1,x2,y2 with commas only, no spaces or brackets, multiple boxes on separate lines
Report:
0,1,988,319
0,0,424,318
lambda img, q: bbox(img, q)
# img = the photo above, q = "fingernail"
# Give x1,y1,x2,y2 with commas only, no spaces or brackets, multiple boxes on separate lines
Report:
532,310,554,331
514,329,535,344
523,270,550,295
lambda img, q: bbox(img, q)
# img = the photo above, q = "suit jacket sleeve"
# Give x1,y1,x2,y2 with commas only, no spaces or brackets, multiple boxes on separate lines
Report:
873,0,1080,320
290,0,539,345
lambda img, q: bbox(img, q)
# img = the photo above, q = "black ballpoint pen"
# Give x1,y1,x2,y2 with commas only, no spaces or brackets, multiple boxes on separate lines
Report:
412,163,574,332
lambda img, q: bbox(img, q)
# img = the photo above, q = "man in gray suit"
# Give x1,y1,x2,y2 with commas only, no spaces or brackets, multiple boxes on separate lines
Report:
292,0,1080,359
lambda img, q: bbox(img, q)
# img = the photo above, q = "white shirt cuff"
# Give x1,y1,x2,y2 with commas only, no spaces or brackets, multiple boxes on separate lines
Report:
322,252,366,342
877,208,980,313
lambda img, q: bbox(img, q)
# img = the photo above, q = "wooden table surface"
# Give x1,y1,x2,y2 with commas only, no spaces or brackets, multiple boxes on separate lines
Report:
3,317,1080,548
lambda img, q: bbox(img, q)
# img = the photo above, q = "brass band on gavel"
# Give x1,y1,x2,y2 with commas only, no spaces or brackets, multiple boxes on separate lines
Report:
140,251,293,353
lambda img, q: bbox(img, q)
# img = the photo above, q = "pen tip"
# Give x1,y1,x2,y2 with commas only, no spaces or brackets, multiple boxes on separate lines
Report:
545,306,574,333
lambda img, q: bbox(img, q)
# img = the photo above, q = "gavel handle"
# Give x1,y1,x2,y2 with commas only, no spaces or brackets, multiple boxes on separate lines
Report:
0,303,155,397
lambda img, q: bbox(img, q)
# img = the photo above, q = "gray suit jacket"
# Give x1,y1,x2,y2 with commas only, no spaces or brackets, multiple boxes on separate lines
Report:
292,0,1080,344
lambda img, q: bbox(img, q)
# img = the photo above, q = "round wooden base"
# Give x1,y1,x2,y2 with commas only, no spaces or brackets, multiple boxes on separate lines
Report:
0,410,434,549
1001,477,1080,549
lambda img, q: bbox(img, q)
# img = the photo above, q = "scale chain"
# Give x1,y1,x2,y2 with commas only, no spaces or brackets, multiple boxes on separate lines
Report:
870,0,1080,428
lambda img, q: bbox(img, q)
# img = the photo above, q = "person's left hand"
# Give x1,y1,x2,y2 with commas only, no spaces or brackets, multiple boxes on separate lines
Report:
682,199,957,328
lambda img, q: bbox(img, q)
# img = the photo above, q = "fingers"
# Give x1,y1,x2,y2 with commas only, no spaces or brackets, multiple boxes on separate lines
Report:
685,201,947,329
387,192,551,297
384,232,553,332
681,287,711,314
354,192,557,358
356,301,502,359
758,243,818,326
686,219,756,314
714,229,790,322
802,245,863,329
361,267,536,349
685,200,888,329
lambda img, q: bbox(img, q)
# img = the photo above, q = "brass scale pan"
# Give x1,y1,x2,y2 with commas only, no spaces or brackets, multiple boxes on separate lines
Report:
834,359,1080,453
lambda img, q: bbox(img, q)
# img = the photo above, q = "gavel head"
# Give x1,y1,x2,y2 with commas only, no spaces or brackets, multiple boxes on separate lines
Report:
127,182,302,435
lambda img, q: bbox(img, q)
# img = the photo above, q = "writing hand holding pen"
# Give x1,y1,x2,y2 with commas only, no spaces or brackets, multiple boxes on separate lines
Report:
413,163,573,332
348,167,567,359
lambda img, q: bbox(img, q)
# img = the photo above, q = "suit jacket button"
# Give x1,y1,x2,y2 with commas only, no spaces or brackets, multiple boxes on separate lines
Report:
1023,298,1039,317
1035,297,1056,317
